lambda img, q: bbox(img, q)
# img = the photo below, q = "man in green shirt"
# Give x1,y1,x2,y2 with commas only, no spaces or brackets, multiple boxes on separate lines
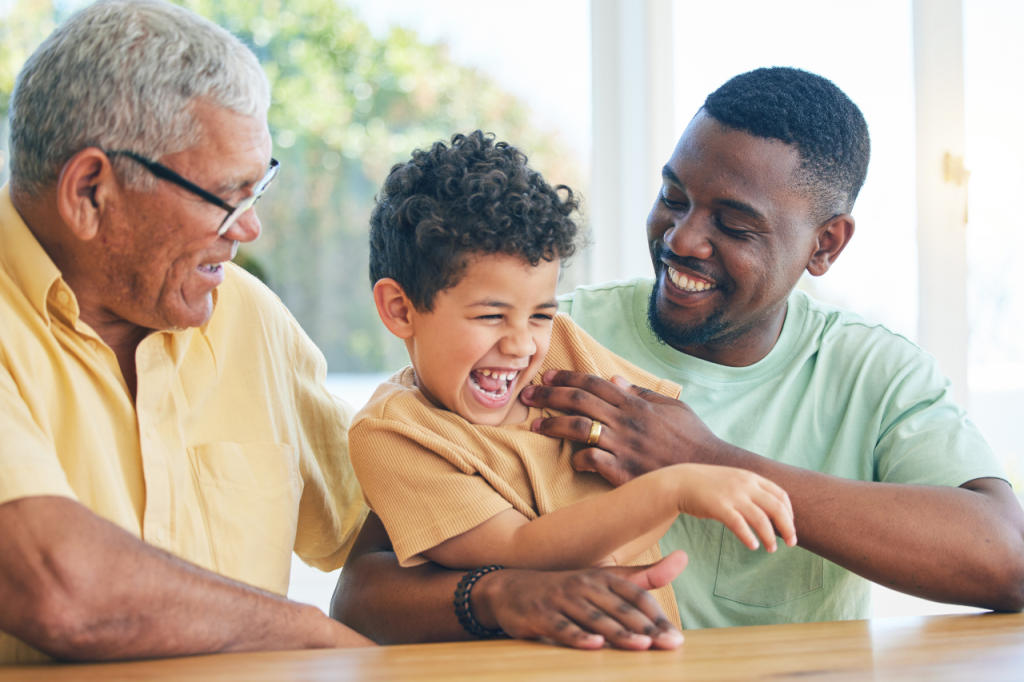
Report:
522,67,1023,626
335,67,1024,643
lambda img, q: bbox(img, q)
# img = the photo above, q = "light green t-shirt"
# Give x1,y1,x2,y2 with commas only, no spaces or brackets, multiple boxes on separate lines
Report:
559,278,1005,629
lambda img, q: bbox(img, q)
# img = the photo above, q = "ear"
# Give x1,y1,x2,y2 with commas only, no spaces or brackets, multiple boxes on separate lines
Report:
806,214,855,277
373,278,416,339
55,148,117,241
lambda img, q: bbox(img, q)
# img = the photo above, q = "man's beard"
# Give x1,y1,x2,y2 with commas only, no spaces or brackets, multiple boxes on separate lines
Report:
646,280,727,350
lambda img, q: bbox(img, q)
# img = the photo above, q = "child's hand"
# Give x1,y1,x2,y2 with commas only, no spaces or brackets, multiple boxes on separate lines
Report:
672,464,796,552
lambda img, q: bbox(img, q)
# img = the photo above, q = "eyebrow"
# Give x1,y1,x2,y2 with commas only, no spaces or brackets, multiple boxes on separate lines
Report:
466,299,559,310
661,164,683,188
214,175,256,197
715,198,766,223
662,165,767,223
214,161,274,197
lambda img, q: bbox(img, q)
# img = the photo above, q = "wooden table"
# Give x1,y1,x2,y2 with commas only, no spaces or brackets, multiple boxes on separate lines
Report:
4,612,1023,681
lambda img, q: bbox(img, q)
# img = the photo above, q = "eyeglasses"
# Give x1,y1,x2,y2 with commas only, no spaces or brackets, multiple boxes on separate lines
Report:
105,150,280,236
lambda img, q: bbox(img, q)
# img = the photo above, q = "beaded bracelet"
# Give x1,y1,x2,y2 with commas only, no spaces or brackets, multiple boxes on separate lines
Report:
454,565,506,639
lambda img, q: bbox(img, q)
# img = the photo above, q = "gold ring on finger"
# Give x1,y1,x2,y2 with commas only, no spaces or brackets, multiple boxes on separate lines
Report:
587,419,603,446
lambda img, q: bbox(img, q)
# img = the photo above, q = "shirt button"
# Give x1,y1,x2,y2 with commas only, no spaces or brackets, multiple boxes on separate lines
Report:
56,290,70,305
155,528,166,542
87,340,99,351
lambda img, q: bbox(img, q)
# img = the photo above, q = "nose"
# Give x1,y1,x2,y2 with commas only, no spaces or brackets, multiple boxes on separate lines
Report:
221,208,262,244
663,212,713,261
498,322,537,359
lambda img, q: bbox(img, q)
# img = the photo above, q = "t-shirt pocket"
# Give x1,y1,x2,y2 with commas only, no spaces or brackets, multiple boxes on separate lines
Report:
713,526,824,607
189,442,302,596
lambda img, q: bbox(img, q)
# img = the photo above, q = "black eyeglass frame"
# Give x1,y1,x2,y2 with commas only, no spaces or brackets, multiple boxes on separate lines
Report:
105,150,280,236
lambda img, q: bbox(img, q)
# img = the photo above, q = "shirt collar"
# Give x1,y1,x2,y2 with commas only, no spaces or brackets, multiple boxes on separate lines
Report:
0,184,76,327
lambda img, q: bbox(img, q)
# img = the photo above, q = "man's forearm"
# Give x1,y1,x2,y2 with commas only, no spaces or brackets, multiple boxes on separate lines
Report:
706,444,1024,610
0,496,370,661
331,511,686,650
331,511,475,643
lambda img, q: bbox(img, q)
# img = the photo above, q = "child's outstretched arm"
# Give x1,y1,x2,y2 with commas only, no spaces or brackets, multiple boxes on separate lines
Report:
422,463,797,571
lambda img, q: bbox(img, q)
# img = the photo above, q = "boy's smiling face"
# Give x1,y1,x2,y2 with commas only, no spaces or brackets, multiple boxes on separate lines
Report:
406,253,561,426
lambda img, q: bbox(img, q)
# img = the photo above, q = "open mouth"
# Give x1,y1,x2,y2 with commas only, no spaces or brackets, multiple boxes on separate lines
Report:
666,265,716,293
467,368,521,408
194,261,227,288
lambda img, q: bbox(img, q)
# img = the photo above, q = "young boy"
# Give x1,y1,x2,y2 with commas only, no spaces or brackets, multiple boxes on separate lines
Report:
349,131,795,630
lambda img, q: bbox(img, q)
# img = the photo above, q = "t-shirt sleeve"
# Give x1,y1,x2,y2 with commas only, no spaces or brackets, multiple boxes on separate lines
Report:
875,353,1006,487
547,313,681,399
349,416,513,567
0,356,76,505
284,310,369,572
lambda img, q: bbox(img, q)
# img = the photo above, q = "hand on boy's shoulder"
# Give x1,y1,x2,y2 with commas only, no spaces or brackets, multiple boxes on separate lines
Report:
540,314,681,401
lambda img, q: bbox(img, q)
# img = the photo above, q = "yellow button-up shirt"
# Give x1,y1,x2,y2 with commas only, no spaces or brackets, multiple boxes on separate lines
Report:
0,186,367,664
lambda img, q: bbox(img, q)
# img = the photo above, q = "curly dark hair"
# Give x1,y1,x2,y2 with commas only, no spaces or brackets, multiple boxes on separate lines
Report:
369,131,581,311
703,67,871,222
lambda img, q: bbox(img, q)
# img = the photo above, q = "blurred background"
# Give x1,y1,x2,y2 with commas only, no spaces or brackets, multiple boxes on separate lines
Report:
1,0,1020,622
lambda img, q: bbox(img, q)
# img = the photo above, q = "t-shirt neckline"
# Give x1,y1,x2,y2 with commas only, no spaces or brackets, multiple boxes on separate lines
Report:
628,279,809,387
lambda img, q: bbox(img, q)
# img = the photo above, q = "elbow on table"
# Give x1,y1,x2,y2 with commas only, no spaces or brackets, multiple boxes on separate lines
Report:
991,557,1024,613
975,534,1024,612
10,545,122,661
21,591,109,661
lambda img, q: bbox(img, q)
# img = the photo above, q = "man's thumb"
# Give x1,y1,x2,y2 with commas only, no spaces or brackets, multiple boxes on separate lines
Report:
622,550,688,590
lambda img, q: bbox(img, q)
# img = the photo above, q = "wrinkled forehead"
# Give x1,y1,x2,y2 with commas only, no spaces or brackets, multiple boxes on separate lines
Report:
172,102,273,192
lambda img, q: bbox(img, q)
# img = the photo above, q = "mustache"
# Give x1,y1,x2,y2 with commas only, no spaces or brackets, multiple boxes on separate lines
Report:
652,244,732,292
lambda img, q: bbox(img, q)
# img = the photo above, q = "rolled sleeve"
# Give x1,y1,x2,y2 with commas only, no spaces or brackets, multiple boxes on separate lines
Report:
0,361,76,505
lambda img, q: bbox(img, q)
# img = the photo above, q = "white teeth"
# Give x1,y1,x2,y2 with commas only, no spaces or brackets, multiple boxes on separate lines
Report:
469,373,510,398
469,370,520,400
668,266,714,293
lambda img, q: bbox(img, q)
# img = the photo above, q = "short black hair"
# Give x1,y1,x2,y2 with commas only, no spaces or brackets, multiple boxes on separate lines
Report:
703,67,870,221
369,131,581,311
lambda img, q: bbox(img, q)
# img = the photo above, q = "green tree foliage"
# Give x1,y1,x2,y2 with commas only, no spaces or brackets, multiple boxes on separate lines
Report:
0,0,587,372
0,0,58,181
179,0,586,372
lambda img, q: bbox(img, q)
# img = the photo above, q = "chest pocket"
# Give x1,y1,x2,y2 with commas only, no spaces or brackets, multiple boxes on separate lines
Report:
189,442,302,596
713,525,824,607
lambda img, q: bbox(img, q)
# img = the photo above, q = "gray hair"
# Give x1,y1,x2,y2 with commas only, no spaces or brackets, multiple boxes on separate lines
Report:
8,0,270,196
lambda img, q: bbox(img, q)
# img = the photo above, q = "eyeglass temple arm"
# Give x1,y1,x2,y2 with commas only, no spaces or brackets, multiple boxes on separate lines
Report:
109,150,236,213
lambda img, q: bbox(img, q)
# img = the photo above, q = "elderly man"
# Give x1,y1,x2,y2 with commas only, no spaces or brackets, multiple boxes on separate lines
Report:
0,0,687,663
0,0,372,663
334,67,1024,639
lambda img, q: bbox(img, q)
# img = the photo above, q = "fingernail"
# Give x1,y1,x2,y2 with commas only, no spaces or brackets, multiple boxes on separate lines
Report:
531,418,542,432
522,386,534,400
627,633,653,646
656,630,684,647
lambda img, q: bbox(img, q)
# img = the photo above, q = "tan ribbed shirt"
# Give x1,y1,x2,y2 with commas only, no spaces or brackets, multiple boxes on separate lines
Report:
0,186,367,663
350,314,682,625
